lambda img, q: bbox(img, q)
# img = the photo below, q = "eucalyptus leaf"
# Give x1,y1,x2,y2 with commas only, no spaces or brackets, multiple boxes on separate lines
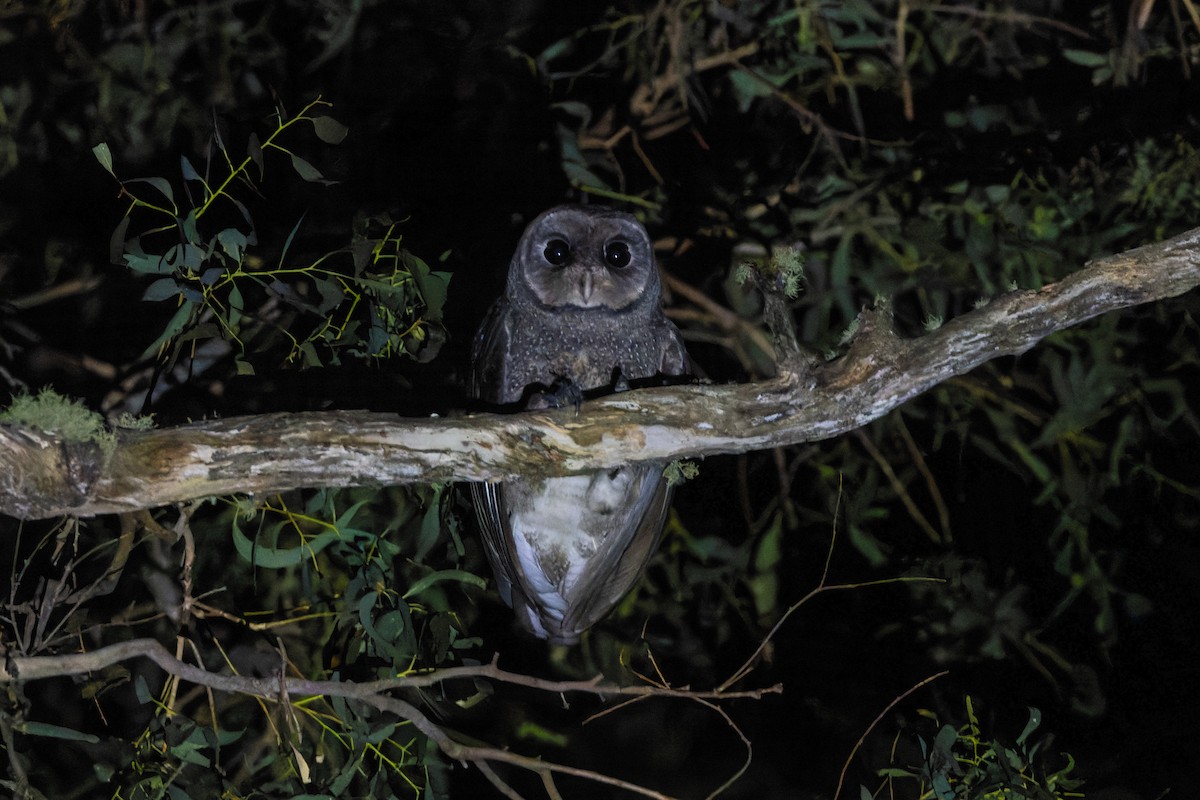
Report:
228,195,258,245
15,721,100,744
402,569,487,600
299,341,322,367
180,154,202,183
123,175,176,208
133,674,152,705
289,152,335,185
138,302,195,360
278,214,305,268
414,492,443,562
1063,49,1109,68
199,267,223,286
231,522,341,569
357,592,414,665
92,142,114,175
108,216,130,264
142,278,180,302
247,131,264,176
217,228,248,261
311,115,349,144
1024,705,1051,750
180,209,200,245
312,276,344,315
123,249,171,276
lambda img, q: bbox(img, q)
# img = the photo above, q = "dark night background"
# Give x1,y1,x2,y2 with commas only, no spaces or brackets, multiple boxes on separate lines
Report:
0,1,1197,798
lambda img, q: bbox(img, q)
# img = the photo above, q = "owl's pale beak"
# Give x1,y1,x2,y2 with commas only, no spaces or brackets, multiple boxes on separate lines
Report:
579,271,595,304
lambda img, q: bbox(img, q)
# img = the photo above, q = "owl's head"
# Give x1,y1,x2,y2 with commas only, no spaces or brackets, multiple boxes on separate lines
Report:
508,205,659,311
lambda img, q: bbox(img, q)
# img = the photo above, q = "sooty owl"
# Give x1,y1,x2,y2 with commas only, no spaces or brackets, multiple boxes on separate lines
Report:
470,204,689,644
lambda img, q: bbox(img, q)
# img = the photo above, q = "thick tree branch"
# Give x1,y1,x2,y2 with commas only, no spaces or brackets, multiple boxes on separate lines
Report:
3,225,1200,520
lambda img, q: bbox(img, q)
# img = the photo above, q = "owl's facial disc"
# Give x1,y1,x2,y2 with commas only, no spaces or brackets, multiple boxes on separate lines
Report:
520,223,653,310
510,206,658,311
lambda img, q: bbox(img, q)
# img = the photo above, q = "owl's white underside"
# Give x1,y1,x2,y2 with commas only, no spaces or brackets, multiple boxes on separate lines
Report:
506,468,659,636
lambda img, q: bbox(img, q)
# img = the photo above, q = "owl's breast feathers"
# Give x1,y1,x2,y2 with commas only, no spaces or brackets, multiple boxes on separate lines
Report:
471,298,687,406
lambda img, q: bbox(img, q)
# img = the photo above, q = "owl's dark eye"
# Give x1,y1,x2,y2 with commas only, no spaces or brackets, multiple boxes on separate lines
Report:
604,241,632,268
544,239,571,266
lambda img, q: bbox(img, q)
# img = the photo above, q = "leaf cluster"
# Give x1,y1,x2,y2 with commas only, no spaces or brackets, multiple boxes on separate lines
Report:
873,697,1084,800
94,98,450,379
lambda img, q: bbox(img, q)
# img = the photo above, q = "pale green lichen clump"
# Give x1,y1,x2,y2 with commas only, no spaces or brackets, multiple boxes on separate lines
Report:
0,388,120,456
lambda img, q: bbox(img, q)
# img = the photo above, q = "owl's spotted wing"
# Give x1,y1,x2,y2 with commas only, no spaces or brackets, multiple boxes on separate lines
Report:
556,469,672,639
469,296,515,405
471,480,518,607
474,467,672,644
658,318,689,378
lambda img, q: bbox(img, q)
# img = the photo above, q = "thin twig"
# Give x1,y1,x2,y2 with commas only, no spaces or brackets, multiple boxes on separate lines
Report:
699,696,754,800
854,428,943,545
919,3,1092,38
895,416,952,542
662,272,777,362
831,670,950,800
719,476,843,692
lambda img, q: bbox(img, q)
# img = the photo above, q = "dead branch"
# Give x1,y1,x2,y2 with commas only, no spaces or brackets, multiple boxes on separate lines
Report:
1,637,780,700
2,225,1200,520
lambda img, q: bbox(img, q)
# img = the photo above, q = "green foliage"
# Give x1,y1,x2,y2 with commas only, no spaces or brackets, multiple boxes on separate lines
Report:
0,0,334,175
872,697,1085,799
226,484,479,670
88,484,477,799
97,98,450,374
217,486,472,795
114,689,433,800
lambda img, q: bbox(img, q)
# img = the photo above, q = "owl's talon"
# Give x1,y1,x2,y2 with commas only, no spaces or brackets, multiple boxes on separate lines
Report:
527,377,584,411
610,365,631,394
